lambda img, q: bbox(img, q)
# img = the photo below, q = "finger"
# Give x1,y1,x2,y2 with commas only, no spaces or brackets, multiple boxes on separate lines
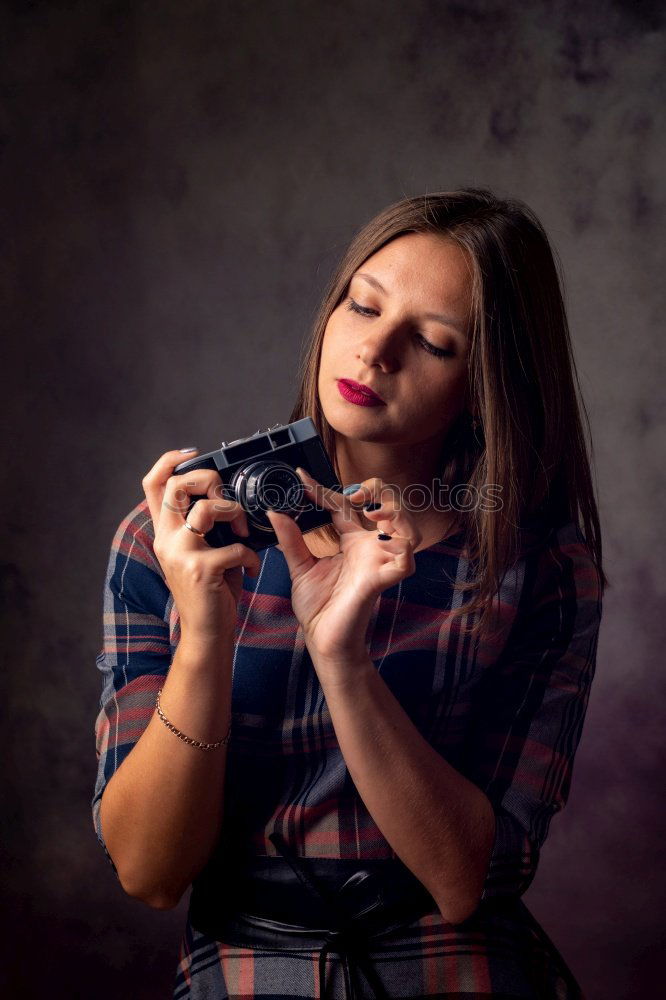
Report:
360,501,422,547
295,468,365,535
142,449,202,527
266,509,318,583
329,476,401,521
337,477,392,506
179,497,253,542
161,473,248,536
350,479,422,548
162,469,224,516
302,472,420,545
335,478,382,504
376,537,417,583
197,540,263,577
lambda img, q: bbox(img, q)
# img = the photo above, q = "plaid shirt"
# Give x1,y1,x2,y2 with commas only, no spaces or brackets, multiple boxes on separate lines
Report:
93,499,602,998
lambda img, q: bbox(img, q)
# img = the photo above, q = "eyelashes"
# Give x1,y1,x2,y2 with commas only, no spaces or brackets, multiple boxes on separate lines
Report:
347,298,377,319
345,297,454,359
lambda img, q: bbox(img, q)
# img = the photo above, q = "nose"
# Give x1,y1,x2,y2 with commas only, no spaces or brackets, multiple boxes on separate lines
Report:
356,319,402,372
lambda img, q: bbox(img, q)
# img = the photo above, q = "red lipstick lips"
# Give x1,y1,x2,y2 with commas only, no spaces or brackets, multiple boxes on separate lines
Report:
337,379,385,407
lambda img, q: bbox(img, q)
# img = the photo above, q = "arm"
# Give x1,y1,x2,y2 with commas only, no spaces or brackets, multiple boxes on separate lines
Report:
314,655,496,925
461,521,603,901
267,480,602,920
97,643,234,909
93,501,235,909
309,522,601,921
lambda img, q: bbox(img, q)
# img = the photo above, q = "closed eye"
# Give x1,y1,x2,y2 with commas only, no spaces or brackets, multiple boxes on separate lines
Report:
346,297,455,359
347,298,378,318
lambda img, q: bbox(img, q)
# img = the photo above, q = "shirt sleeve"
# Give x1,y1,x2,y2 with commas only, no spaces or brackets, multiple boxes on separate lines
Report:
91,499,175,875
463,520,603,901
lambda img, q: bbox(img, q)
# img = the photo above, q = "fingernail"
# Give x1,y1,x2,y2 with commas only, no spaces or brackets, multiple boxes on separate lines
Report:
364,502,382,511
179,446,198,453
342,483,363,495
377,532,392,541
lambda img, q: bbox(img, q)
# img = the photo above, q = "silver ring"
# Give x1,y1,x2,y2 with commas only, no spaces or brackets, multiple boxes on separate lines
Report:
183,519,206,538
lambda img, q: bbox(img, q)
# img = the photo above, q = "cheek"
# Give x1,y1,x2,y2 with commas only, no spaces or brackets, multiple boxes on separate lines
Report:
418,371,468,418
444,379,469,419
317,334,339,399
318,337,334,385
319,318,346,372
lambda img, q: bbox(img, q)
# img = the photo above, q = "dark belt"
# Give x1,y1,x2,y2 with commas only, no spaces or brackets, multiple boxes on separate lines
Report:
189,831,440,1000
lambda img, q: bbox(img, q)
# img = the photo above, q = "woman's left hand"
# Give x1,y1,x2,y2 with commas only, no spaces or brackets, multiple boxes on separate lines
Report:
266,468,421,673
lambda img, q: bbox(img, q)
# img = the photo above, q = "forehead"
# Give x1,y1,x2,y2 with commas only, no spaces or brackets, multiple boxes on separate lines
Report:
353,232,472,311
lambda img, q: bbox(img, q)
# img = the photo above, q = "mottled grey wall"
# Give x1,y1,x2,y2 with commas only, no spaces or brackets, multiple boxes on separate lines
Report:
2,1,664,997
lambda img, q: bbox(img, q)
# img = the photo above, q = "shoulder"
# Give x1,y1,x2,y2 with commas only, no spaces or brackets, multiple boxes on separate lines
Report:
104,500,170,618
109,498,163,579
513,517,603,653
531,519,602,607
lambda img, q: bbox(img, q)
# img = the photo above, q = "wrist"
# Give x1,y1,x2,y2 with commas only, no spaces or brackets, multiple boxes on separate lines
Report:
176,630,235,667
309,647,375,692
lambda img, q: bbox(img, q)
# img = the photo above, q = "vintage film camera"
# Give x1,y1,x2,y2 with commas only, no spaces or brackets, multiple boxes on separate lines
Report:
173,417,342,551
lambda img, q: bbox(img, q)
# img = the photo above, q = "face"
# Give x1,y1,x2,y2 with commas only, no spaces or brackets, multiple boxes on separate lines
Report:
317,232,472,452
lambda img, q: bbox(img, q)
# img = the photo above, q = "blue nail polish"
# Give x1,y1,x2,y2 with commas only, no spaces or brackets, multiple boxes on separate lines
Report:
377,532,392,541
342,483,363,495
364,502,382,511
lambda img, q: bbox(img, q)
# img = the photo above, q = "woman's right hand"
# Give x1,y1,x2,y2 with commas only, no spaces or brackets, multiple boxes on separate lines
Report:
142,449,262,645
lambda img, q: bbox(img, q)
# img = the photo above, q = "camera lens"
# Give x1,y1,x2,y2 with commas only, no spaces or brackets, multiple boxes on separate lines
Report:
232,461,306,529
254,465,304,512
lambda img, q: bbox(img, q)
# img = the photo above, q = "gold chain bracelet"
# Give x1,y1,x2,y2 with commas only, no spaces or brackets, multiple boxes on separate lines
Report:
155,689,232,751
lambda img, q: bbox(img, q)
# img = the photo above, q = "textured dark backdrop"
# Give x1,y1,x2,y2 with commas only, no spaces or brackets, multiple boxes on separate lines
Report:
2,1,664,997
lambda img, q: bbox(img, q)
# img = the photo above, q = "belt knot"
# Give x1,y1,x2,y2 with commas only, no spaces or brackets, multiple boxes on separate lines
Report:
269,832,388,999
318,919,387,1000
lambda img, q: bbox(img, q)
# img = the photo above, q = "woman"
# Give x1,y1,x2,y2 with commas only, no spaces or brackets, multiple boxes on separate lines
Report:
93,189,605,999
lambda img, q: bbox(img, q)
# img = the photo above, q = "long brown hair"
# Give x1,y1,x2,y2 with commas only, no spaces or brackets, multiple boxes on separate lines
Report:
288,189,607,639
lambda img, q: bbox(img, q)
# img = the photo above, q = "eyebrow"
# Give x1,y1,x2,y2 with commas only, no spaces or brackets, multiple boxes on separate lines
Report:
354,272,466,335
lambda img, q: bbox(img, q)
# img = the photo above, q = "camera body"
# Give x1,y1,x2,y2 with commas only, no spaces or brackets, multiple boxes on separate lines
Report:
173,417,341,551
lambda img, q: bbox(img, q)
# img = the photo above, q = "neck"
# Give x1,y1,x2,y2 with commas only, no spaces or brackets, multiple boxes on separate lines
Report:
333,432,448,506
